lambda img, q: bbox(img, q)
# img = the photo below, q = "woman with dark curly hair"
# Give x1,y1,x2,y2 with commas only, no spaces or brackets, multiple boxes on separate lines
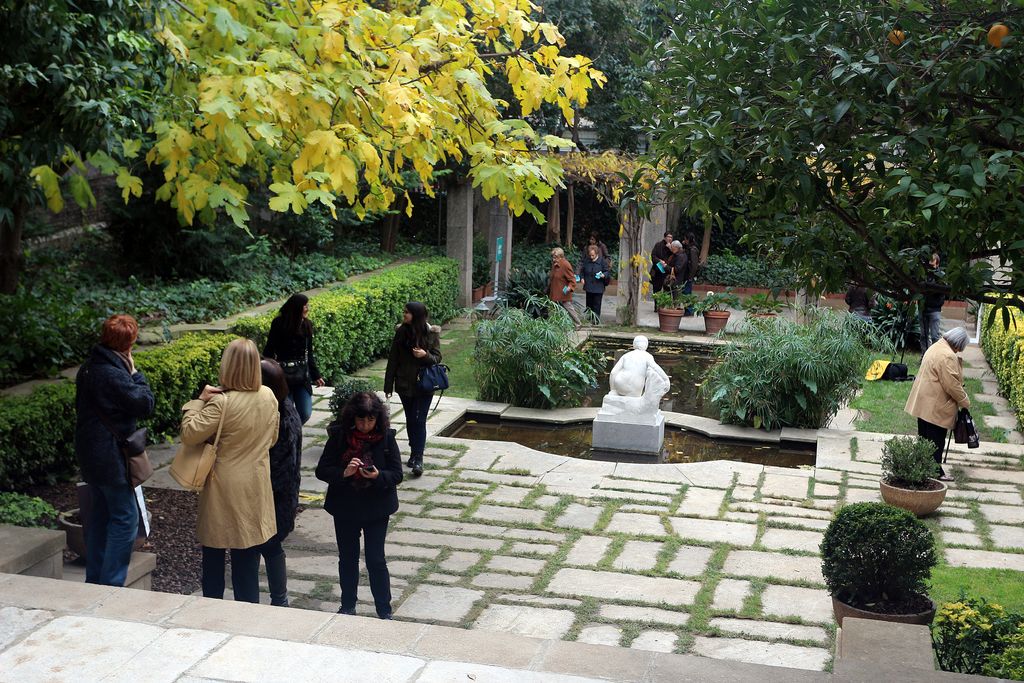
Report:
264,293,324,424
315,391,403,618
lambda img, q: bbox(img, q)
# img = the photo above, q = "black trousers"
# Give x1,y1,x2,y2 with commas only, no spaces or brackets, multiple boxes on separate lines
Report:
585,292,603,319
334,515,392,617
202,545,262,603
917,418,948,476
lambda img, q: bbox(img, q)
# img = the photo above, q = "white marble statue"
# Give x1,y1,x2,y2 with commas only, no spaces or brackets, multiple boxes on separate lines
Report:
600,335,670,421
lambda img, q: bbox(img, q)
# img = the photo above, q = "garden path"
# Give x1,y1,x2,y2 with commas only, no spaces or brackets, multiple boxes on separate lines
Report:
136,377,1024,674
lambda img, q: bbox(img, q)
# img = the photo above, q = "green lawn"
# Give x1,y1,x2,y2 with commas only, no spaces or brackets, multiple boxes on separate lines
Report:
931,565,1024,612
850,352,1006,441
439,324,478,399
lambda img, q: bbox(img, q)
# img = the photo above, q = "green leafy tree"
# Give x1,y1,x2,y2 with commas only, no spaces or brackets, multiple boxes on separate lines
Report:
641,0,1024,311
0,0,170,293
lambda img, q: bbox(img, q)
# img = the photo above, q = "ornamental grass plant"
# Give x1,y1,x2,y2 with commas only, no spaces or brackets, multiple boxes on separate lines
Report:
703,308,877,429
474,298,602,408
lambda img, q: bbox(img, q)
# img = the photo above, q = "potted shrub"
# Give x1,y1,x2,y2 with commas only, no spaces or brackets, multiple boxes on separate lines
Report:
693,289,740,334
821,502,938,626
653,291,696,332
743,292,786,317
879,435,947,516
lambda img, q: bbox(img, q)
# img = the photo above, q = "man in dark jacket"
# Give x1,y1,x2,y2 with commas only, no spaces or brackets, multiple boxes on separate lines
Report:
75,315,154,586
650,231,674,309
920,253,946,351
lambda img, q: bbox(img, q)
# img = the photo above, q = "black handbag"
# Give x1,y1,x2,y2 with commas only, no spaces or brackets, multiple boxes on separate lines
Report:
953,408,980,449
417,363,450,393
97,412,152,487
280,358,309,385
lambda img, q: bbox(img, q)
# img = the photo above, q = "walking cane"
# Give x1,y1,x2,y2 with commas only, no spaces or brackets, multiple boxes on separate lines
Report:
942,429,953,464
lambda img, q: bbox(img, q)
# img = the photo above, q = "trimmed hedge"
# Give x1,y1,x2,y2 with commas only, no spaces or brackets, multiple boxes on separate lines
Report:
0,258,459,490
0,333,233,490
231,258,459,380
981,305,1024,428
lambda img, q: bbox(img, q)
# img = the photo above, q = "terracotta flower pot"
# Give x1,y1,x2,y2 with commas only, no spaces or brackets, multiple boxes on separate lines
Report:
703,310,731,334
658,308,685,332
879,479,947,517
472,286,485,302
484,281,494,297
832,595,936,627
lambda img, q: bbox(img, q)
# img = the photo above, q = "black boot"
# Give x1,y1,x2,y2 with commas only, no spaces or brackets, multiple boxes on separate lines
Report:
265,551,289,607
412,455,423,477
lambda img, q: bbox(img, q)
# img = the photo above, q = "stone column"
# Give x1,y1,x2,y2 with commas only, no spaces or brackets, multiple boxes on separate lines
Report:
639,193,669,302
446,180,474,308
486,198,513,294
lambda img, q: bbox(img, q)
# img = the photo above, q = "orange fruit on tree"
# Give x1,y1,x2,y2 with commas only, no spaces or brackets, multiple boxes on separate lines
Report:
988,23,1010,48
888,29,905,46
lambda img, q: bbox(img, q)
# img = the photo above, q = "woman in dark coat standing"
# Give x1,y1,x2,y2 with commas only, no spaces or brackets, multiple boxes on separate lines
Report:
577,244,608,321
384,301,441,477
264,293,324,424
258,359,303,606
315,392,403,618
75,314,155,586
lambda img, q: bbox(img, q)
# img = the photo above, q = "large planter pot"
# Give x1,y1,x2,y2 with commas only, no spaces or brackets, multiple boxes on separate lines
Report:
58,510,86,558
832,595,936,627
657,308,685,332
484,281,494,297
879,479,947,517
703,310,731,334
472,285,485,302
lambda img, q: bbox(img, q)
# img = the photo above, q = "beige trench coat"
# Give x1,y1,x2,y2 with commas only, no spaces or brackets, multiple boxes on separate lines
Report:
181,386,279,548
904,339,970,429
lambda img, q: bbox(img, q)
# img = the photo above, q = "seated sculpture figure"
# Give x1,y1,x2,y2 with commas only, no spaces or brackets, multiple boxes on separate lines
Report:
600,335,670,423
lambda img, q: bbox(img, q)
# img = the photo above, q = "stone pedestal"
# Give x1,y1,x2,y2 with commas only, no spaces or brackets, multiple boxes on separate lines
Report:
0,524,65,579
592,412,665,454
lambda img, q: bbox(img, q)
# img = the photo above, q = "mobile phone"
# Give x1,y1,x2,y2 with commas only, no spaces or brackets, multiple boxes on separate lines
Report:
361,464,377,473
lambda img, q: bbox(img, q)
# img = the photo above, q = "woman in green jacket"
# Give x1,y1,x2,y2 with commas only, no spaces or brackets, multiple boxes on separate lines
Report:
384,301,441,477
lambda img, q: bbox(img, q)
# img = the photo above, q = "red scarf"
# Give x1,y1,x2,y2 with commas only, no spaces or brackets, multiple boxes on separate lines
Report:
342,429,384,484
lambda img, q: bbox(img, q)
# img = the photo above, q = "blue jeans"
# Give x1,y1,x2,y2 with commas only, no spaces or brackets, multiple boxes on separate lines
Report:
399,392,433,457
920,311,942,351
85,484,138,587
291,384,313,424
683,279,695,315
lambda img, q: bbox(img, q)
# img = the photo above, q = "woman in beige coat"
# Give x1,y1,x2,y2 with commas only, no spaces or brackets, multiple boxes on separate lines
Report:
180,338,280,602
904,327,971,481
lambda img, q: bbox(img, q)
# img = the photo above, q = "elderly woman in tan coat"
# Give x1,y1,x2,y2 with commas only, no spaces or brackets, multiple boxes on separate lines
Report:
181,338,280,602
548,247,580,325
905,327,971,481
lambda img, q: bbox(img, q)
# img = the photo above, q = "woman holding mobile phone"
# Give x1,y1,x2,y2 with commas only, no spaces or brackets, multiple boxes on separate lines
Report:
577,244,608,322
384,301,441,477
315,392,403,619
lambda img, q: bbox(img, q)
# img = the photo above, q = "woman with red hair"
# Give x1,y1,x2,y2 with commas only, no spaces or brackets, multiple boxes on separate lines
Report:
75,314,154,586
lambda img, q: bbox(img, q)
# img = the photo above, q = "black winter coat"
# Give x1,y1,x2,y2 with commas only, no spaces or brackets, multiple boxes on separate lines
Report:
74,345,155,486
383,325,441,396
269,396,303,539
577,258,608,294
263,317,322,388
315,427,403,521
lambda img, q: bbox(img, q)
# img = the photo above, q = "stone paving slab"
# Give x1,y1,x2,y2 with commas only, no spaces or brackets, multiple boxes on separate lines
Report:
612,540,663,571
710,617,829,644
723,551,824,585
631,629,677,653
712,579,751,611
670,517,759,546
599,604,691,626
473,604,576,639
760,528,824,554
579,624,623,646
692,636,830,671
547,568,700,607
606,511,669,537
760,586,833,624
945,548,1024,572
395,584,484,623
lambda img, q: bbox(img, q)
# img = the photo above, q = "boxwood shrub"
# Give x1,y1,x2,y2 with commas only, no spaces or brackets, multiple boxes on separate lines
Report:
981,304,1024,428
231,257,459,379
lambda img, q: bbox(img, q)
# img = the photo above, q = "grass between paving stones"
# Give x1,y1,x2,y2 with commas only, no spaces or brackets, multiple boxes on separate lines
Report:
849,436,859,461
530,530,577,593
492,467,532,476
564,597,600,642
593,500,621,532
519,483,548,507
540,495,572,526
598,536,628,570
653,536,685,574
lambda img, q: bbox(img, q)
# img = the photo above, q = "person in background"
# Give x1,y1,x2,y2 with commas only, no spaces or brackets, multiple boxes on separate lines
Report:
258,359,303,607
384,302,442,477
75,314,155,587
315,392,403,619
920,253,945,351
682,233,700,315
577,244,608,322
181,338,279,603
650,231,674,309
845,285,876,322
586,232,610,268
667,240,689,299
904,327,971,482
547,247,581,325
264,293,325,424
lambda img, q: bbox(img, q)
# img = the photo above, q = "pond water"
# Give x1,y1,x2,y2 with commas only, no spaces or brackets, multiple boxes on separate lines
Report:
442,415,816,468
580,341,719,419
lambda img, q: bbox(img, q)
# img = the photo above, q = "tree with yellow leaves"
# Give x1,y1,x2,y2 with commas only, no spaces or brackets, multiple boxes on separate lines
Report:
10,0,604,293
